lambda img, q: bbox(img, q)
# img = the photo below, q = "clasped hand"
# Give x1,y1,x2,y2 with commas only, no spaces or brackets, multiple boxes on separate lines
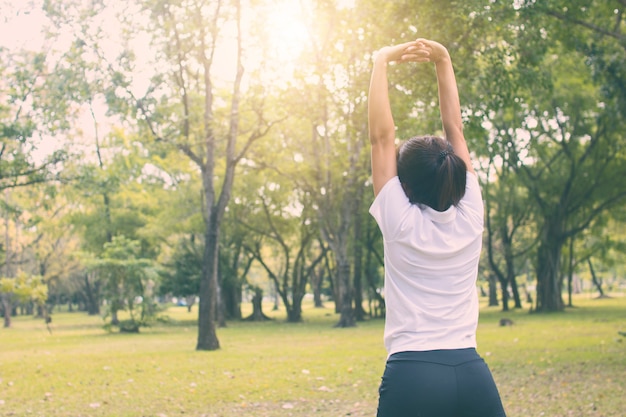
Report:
375,38,449,65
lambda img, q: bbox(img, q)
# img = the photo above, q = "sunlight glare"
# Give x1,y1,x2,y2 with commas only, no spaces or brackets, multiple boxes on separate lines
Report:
265,1,309,61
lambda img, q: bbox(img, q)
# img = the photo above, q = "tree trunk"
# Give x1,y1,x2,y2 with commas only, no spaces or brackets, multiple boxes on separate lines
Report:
535,236,565,312
324,259,339,313
311,267,324,308
217,277,226,328
498,275,510,312
286,302,303,323
510,275,522,308
335,260,355,327
2,294,11,328
567,237,575,307
222,278,242,320
243,287,272,321
185,295,195,313
488,274,499,306
503,232,520,309
352,208,366,321
330,270,340,314
284,269,305,323
588,258,605,298
272,280,280,311
83,273,100,315
111,309,119,325
197,225,220,351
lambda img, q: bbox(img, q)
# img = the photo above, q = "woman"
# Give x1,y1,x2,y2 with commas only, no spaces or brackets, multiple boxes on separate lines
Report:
368,38,507,417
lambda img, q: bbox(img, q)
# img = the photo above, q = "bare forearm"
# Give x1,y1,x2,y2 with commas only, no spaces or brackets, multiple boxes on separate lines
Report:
434,53,473,171
368,58,395,145
435,57,463,144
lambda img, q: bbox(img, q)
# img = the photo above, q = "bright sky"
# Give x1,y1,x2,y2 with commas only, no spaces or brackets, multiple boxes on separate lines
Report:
0,1,46,49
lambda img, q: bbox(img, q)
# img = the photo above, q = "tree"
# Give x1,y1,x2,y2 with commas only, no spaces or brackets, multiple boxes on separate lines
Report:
113,0,282,349
86,235,158,333
243,189,327,323
219,207,255,322
159,236,202,313
0,271,47,328
500,2,626,311
232,150,326,323
431,0,626,312
280,0,386,327
483,156,536,311
0,48,66,193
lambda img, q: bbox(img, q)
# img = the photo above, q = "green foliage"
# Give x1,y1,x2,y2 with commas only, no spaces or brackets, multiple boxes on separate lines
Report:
85,235,160,332
0,271,47,305
158,236,202,299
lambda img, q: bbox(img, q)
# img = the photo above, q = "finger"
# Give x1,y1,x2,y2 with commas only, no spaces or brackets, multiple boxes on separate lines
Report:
400,52,422,59
399,54,431,63
395,41,419,52
411,51,431,59
415,38,433,49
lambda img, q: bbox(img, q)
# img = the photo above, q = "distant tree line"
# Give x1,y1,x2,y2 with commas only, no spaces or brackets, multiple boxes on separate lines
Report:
1,0,625,350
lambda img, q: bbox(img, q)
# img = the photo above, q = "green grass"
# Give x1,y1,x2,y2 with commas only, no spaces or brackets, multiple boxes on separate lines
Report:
0,294,625,417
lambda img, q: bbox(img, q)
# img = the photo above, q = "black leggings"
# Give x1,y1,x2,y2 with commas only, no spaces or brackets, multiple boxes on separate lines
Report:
377,348,506,417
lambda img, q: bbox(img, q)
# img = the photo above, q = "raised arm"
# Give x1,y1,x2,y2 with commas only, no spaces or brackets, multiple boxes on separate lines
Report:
418,39,474,173
368,41,426,196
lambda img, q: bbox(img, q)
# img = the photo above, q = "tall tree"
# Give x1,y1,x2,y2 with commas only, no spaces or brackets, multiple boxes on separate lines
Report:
241,180,326,323
109,0,278,349
483,150,536,311
283,0,387,327
498,1,626,311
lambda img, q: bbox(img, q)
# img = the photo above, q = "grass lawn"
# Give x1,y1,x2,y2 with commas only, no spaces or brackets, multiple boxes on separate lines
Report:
0,294,624,417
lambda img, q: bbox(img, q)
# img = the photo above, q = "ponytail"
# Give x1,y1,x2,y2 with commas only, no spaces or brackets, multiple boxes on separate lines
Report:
398,136,467,211
434,152,467,211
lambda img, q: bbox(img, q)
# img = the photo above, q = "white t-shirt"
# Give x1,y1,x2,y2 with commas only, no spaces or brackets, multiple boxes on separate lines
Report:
369,172,484,357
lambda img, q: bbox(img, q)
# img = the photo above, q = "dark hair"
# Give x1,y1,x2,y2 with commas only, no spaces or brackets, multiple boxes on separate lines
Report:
397,135,467,211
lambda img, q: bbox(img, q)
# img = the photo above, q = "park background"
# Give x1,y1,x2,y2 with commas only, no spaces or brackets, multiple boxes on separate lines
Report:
1,0,625,415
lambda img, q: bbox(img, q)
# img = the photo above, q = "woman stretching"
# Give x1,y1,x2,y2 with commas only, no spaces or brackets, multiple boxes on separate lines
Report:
368,38,507,417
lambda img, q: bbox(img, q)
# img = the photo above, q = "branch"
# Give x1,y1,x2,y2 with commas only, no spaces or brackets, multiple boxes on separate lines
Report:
233,115,288,164
167,5,191,141
87,35,204,166
565,189,626,239
544,9,626,45
485,181,506,283
213,0,242,220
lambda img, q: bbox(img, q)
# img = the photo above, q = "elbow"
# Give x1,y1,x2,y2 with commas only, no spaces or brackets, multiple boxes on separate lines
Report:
443,124,464,142
369,129,394,146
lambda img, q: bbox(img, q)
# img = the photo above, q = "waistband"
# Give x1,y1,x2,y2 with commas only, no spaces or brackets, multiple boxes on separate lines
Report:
387,348,483,366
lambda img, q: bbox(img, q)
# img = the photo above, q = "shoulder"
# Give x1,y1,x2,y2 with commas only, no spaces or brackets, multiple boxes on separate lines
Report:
370,177,406,218
369,177,416,238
